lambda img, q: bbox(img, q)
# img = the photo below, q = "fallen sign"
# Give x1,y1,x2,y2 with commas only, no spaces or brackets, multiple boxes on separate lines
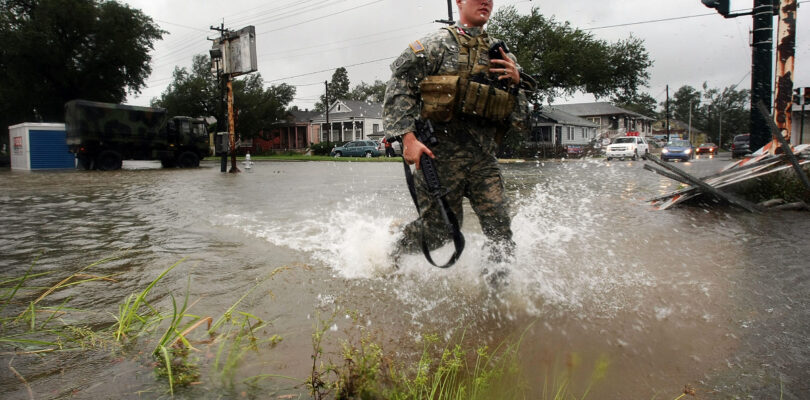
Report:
648,101,810,211
645,144,810,211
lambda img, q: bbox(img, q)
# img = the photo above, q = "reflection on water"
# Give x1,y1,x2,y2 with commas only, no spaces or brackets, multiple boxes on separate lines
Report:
1,159,808,399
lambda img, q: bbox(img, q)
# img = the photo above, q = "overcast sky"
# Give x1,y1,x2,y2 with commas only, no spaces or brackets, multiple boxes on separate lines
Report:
121,0,810,112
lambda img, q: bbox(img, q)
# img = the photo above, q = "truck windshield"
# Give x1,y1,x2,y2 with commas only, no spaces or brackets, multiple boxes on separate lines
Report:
179,121,190,135
191,123,207,137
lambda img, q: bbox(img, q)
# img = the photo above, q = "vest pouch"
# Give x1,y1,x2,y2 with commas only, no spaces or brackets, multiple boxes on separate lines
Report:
484,86,515,121
461,81,490,118
419,75,460,122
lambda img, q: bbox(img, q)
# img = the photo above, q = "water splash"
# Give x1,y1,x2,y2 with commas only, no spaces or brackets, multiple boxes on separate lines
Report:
213,160,653,319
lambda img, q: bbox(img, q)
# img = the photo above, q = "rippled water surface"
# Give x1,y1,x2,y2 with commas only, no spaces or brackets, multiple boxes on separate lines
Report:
1,157,808,399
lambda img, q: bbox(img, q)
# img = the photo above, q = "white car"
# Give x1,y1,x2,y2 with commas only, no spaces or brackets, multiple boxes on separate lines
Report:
605,136,650,161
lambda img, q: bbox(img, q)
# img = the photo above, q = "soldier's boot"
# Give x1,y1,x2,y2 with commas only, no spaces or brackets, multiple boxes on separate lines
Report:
481,239,515,289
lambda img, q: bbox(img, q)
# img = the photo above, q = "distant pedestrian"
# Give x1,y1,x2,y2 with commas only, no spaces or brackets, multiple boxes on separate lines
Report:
383,137,395,157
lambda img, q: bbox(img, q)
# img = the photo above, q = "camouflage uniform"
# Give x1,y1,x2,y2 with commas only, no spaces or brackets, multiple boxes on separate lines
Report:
383,25,529,261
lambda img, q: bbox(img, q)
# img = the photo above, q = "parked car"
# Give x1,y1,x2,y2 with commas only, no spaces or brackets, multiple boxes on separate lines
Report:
731,134,751,159
330,140,382,157
695,143,718,155
661,139,694,162
605,136,649,161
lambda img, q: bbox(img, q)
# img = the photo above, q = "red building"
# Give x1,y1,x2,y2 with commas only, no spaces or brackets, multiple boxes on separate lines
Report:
252,110,320,153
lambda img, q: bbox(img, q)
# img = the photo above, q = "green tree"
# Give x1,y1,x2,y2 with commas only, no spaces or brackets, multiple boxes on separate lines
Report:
0,0,163,131
670,85,702,126
151,54,220,121
230,74,295,140
346,80,386,103
488,6,653,104
152,54,295,139
315,67,351,111
701,83,749,147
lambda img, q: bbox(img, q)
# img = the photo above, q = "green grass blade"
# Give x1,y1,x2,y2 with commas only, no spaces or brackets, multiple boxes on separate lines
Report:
159,345,174,396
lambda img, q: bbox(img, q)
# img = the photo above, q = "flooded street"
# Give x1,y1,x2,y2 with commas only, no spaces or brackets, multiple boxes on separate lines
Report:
1,157,809,399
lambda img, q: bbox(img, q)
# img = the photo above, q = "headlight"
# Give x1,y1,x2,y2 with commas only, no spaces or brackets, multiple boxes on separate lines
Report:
685,149,692,154
662,148,669,153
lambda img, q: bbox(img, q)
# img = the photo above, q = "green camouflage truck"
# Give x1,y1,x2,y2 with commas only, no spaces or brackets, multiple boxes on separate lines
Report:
65,99,210,170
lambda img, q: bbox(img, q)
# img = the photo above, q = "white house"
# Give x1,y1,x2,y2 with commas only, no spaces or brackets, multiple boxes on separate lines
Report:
529,106,599,148
310,100,383,143
552,102,654,139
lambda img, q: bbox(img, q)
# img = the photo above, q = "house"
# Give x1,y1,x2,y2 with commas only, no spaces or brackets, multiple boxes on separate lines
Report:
252,109,320,153
552,102,654,139
651,118,710,144
310,100,384,143
528,106,599,152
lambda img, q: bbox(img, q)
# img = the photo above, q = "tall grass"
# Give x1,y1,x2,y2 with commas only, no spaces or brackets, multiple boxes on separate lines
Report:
113,258,184,342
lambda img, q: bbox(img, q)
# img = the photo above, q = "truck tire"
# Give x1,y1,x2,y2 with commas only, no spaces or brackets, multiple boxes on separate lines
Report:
177,151,199,168
96,150,122,171
160,158,176,168
76,155,93,170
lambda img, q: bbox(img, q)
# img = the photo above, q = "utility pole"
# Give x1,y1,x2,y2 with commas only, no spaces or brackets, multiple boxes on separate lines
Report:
701,0,774,152
768,0,798,154
688,99,693,142
802,88,809,144
325,80,330,146
718,111,723,149
750,0,775,151
666,85,671,141
210,23,240,173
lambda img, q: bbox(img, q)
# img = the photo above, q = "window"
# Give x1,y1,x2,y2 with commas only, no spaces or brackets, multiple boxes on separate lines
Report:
373,124,380,133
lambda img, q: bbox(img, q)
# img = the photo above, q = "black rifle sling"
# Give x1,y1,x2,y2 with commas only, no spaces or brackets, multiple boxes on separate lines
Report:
401,154,465,268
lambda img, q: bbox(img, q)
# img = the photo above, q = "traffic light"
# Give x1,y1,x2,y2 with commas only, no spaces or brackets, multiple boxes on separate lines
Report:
795,88,802,105
805,88,810,104
702,0,730,17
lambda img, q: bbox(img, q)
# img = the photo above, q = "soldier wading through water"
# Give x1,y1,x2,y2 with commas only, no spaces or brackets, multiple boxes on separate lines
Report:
383,0,532,274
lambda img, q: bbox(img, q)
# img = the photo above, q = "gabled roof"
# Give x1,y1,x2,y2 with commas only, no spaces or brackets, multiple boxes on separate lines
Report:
552,102,654,120
533,107,599,127
312,100,382,122
290,109,320,123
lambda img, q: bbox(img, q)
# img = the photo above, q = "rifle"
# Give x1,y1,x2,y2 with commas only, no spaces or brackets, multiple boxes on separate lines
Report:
399,120,465,268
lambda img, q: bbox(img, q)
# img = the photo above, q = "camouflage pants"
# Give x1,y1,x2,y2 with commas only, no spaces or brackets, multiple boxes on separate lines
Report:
398,137,514,261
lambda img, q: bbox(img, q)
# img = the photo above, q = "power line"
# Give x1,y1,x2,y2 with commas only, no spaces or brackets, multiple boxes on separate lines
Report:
257,0,386,35
265,56,397,83
584,2,810,31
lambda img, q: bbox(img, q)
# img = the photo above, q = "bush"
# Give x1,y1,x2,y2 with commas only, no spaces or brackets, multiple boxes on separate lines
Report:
311,142,336,156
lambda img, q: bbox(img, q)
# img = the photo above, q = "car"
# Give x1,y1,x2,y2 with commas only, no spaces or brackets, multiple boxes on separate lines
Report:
661,139,694,161
695,142,718,156
330,140,382,157
605,136,650,161
731,134,751,159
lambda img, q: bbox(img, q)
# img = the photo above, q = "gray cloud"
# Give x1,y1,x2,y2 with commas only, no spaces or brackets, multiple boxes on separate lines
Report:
124,0,809,111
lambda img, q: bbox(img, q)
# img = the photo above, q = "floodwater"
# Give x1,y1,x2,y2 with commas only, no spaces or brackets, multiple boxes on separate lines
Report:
1,157,809,399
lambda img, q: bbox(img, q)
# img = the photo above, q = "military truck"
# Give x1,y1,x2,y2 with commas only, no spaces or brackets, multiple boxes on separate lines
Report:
65,99,210,170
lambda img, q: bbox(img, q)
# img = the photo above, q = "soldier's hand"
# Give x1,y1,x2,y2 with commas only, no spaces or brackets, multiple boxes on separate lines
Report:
402,132,434,170
490,47,520,85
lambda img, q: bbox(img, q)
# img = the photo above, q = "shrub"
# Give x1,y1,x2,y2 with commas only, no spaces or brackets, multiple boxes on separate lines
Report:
311,142,335,156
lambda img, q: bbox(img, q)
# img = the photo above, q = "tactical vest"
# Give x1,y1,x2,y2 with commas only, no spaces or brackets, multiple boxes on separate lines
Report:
419,26,515,123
